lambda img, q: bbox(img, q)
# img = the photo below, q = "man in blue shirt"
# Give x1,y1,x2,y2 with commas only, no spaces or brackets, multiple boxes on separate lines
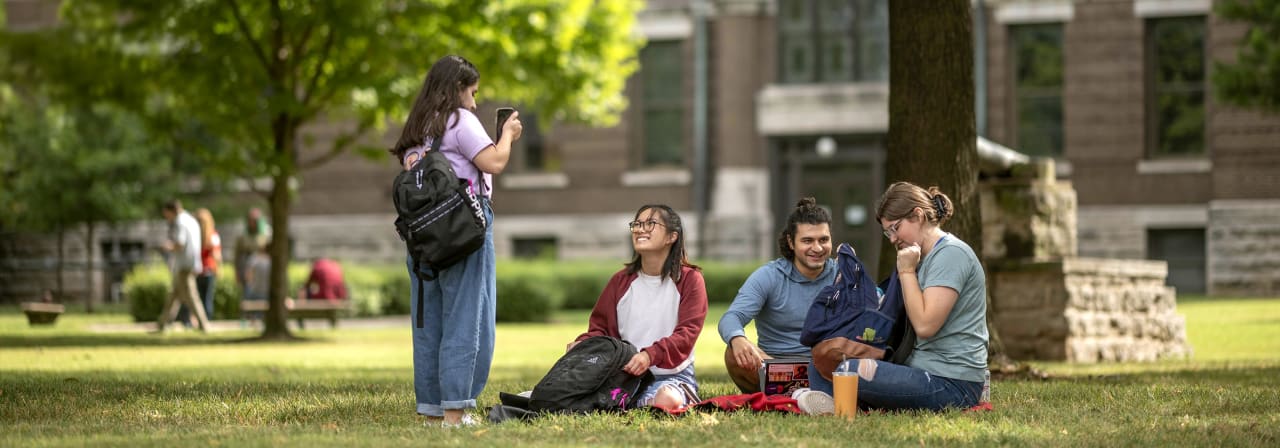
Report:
718,197,835,393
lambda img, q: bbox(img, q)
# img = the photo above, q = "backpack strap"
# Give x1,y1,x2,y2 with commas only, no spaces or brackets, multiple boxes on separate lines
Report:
415,273,425,328
426,134,488,200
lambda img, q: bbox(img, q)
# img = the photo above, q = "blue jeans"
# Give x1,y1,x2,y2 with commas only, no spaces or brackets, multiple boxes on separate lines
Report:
807,359,981,412
637,364,699,406
409,199,495,416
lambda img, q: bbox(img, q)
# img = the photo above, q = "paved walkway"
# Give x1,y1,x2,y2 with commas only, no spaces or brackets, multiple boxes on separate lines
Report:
88,315,408,333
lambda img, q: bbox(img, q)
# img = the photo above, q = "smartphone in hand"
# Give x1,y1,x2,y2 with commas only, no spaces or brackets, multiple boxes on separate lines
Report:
495,107,515,141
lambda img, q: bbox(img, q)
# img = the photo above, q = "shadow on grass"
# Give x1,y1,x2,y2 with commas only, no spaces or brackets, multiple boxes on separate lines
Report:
0,333,336,348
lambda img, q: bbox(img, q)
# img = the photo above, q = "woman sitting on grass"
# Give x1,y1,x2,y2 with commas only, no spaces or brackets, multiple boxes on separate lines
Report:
568,204,708,411
804,182,988,412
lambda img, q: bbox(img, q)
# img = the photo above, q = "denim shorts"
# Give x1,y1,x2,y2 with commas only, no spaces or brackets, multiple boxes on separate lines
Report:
637,364,699,407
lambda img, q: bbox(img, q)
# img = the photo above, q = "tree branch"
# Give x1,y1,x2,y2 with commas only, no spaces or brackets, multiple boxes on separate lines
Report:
223,0,273,78
299,119,372,171
299,25,336,110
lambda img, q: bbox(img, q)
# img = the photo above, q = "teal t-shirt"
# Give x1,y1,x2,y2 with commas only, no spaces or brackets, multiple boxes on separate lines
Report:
906,234,989,383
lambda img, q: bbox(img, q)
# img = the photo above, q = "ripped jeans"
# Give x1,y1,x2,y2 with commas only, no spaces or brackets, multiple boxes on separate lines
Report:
807,359,981,412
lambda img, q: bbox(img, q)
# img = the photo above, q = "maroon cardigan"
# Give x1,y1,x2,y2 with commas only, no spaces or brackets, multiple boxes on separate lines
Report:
574,265,708,370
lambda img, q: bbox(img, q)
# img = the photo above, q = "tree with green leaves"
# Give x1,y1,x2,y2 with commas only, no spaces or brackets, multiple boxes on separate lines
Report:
5,0,642,339
1214,0,1280,114
0,91,176,312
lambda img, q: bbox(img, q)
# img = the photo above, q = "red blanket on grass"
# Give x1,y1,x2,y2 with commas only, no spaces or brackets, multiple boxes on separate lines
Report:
655,392,994,416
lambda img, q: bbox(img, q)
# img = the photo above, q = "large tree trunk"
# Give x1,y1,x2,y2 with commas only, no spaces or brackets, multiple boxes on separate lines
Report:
84,221,95,313
260,174,296,340
884,1,1012,368
260,115,298,341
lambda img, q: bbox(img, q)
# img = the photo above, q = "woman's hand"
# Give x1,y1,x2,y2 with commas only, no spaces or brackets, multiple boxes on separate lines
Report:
897,243,921,274
623,351,651,376
502,111,524,143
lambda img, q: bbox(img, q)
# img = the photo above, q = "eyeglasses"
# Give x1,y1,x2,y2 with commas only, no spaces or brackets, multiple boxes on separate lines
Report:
882,219,903,239
628,220,666,232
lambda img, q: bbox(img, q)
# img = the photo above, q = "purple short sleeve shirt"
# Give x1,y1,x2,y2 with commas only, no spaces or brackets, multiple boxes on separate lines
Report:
401,108,495,198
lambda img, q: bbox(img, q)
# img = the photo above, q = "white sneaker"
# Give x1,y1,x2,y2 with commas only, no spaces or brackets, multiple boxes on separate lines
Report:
795,390,835,416
517,390,532,398
441,414,480,429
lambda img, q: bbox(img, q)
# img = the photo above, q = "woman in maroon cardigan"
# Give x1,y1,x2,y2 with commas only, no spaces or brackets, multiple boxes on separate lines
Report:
569,204,708,411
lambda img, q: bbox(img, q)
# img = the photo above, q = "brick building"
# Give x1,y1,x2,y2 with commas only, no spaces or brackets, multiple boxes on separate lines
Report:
3,0,1277,304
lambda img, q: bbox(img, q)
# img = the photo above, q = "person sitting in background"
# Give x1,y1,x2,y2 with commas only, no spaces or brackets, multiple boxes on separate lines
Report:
241,244,271,327
301,258,348,302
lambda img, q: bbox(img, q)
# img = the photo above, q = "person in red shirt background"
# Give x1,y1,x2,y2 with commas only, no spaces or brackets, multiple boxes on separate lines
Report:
303,258,348,301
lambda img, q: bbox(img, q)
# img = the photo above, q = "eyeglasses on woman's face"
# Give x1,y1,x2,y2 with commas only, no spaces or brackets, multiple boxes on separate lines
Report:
882,219,904,239
628,220,666,233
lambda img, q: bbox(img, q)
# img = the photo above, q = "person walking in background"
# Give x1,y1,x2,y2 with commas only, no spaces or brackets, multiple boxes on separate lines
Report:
156,199,209,333
390,54,522,428
718,197,835,393
806,182,989,412
234,207,271,301
195,208,222,320
569,204,708,412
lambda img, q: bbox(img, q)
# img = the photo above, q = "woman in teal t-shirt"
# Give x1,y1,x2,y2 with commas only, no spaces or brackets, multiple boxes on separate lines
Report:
804,181,989,412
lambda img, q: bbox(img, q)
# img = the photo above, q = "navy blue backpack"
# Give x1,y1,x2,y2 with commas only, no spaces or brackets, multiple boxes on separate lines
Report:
800,243,907,356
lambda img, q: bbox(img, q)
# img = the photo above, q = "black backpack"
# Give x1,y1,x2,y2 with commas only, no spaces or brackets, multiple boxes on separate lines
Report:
528,336,654,413
392,136,487,282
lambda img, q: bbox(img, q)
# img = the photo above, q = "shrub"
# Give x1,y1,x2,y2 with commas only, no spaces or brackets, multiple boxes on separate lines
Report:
124,264,171,323
496,277,554,322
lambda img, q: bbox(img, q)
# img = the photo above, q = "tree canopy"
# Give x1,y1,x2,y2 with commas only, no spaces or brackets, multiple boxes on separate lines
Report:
3,0,643,338
1213,0,1280,114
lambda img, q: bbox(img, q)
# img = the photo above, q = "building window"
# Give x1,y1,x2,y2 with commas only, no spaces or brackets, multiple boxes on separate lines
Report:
1147,228,1205,294
515,113,557,172
1146,16,1206,158
1009,23,1064,158
778,0,887,84
639,40,686,167
512,236,558,260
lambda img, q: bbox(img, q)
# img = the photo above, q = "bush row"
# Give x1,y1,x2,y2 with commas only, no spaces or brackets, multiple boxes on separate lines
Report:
123,259,762,323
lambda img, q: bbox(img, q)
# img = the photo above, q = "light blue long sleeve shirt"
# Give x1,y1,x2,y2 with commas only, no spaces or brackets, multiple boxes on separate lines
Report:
718,257,836,357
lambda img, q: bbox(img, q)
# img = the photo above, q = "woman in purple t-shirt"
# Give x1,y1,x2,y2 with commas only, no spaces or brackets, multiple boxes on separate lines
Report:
390,54,523,428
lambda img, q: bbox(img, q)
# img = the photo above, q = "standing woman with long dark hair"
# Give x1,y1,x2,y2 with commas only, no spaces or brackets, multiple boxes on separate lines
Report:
391,55,522,428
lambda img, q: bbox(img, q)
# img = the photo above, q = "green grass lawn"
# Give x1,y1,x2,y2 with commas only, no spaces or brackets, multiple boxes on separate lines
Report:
2,298,1278,447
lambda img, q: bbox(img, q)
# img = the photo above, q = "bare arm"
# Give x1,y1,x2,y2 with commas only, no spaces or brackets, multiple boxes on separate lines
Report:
896,244,959,339
472,111,523,174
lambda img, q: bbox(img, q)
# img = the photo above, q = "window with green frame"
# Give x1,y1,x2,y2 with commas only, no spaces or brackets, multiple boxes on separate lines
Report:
1010,23,1064,158
640,40,685,167
778,0,887,84
1147,16,1206,158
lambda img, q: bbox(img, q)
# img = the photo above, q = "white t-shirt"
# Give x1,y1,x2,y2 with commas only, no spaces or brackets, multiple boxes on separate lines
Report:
170,211,203,274
616,272,693,375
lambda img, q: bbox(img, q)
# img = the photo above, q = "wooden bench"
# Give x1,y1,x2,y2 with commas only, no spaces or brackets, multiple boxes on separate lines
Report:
21,302,66,326
240,298,352,329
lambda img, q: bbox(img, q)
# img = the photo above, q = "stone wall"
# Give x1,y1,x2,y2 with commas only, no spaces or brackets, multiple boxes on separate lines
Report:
1208,200,1280,296
991,258,1190,362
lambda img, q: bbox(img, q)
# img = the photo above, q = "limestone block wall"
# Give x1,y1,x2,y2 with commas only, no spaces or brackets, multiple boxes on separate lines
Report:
1208,200,1280,296
991,258,1191,362
979,161,1078,261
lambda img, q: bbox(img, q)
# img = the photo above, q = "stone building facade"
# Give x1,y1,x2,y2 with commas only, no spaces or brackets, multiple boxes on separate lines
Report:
4,0,1278,304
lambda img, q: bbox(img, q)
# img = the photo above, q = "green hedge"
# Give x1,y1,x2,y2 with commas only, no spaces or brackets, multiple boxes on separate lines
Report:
123,259,764,323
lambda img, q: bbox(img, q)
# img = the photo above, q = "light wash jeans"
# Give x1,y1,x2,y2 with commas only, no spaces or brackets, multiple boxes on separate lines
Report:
807,359,981,412
409,199,496,416
637,363,699,406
